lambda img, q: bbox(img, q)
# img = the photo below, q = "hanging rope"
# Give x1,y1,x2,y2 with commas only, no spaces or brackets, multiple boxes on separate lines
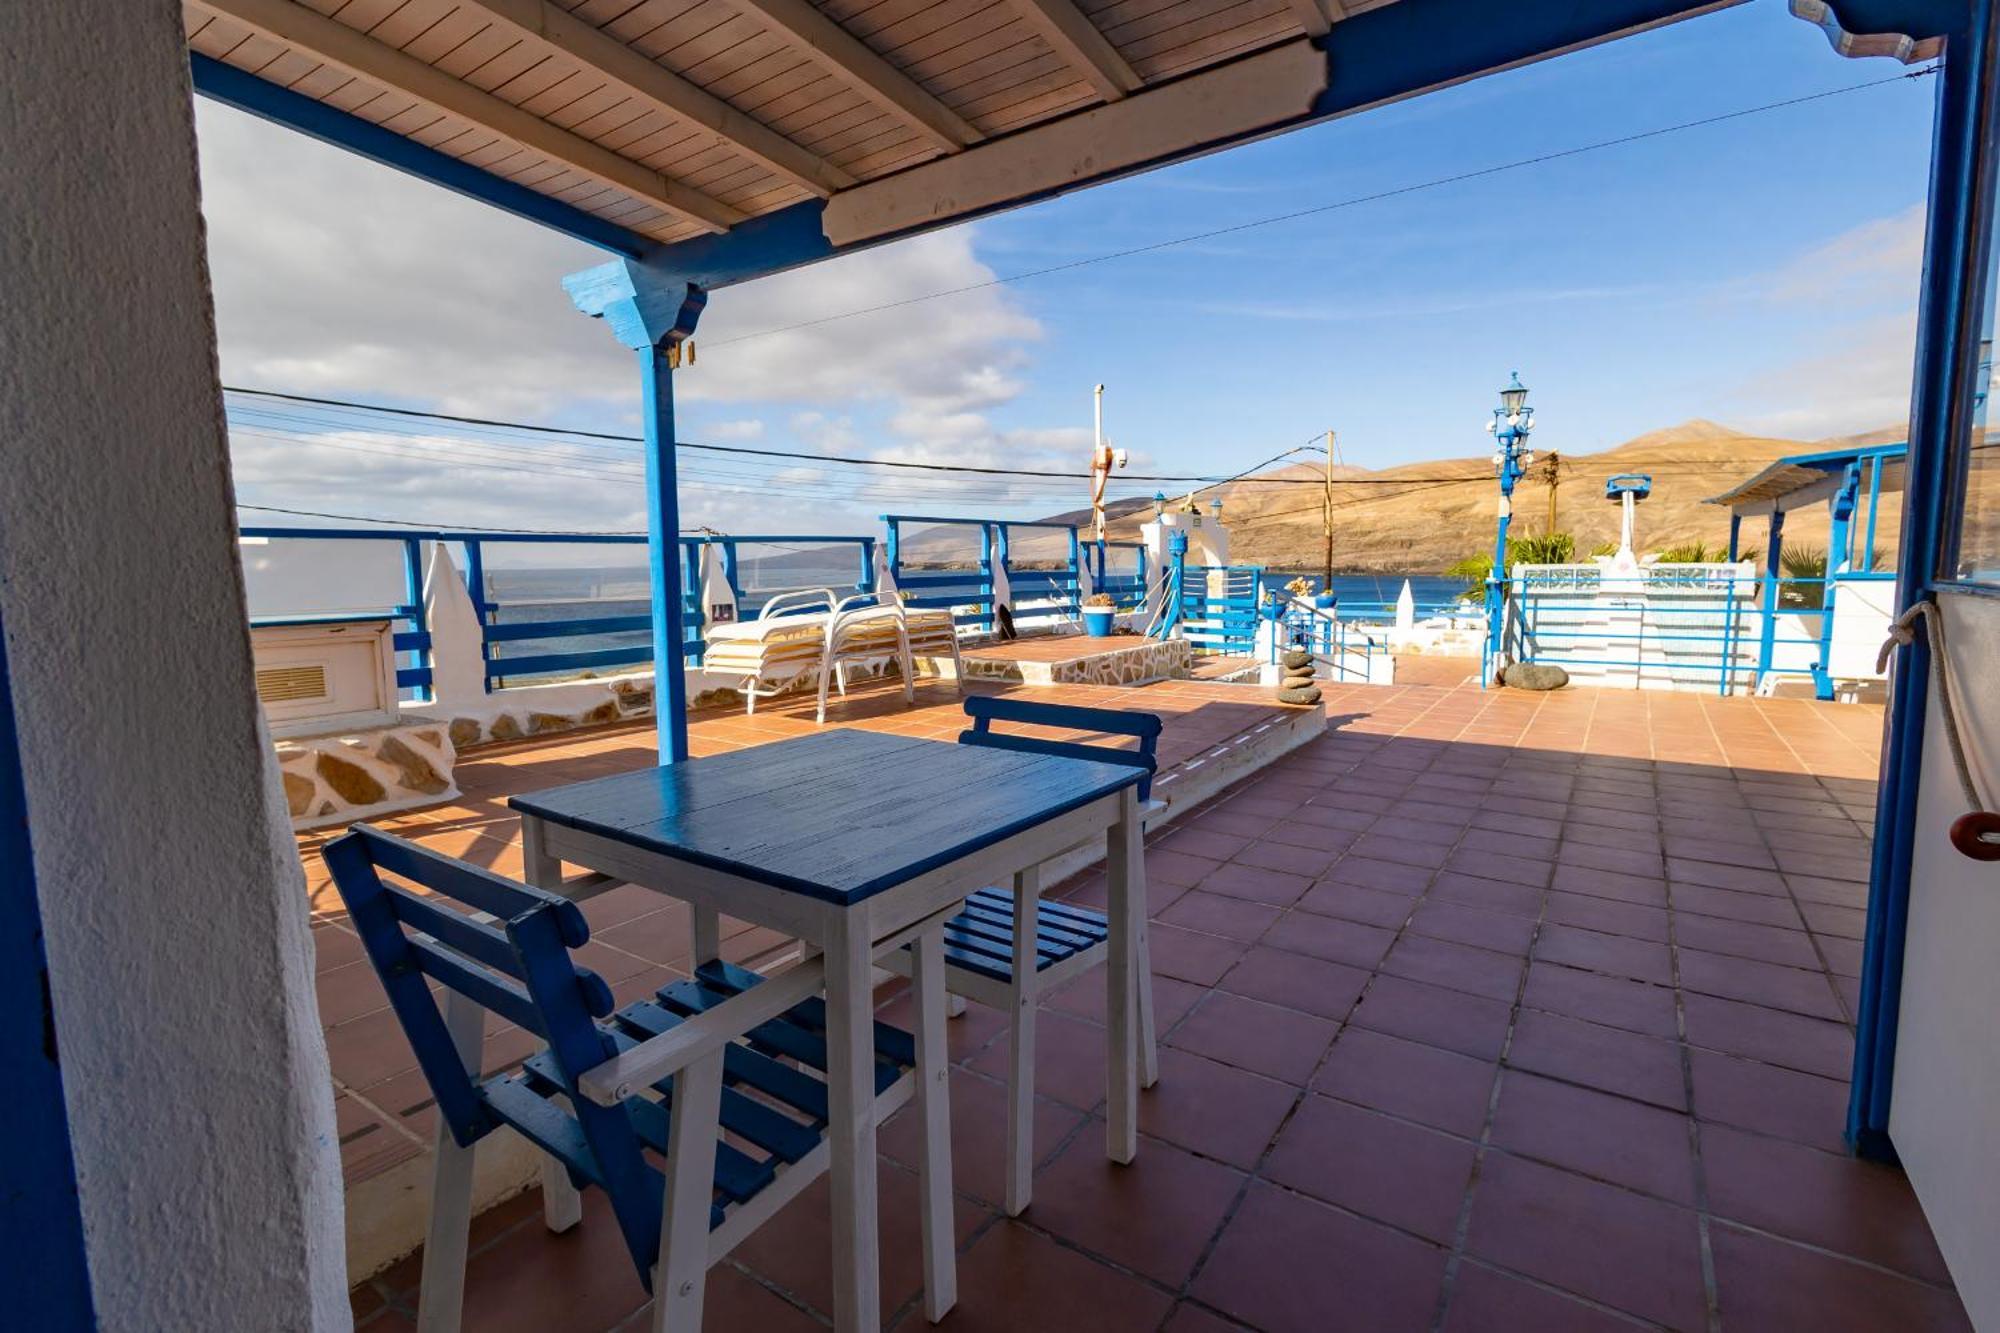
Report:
1879,598,2000,860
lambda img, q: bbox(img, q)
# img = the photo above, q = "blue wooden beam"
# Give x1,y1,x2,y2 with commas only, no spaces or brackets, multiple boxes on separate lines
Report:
1848,0,1997,1161
0,616,97,1327
188,54,654,261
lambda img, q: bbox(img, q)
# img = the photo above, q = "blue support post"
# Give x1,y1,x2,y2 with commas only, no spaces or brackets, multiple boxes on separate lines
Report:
885,519,901,587
400,536,431,703
681,542,705,665
982,523,999,634
1864,456,1885,570
1152,532,1189,639
462,538,495,690
0,622,97,1328
1850,2,2000,1162
720,539,741,600
1727,513,1743,562
1066,527,1082,613
1813,465,1864,701
564,260,707,763
858,538,877,595
1757,508,1787,686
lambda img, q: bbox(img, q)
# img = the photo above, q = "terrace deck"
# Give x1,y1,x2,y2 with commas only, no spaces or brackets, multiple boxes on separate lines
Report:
312,666,1968,1332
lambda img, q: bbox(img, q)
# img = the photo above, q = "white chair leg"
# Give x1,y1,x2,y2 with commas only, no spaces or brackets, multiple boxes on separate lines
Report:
896,623,916,705
416,992,484,1333
836,660,850,697
539,1155,583,1234
945,992,969,1019
815,659,833,724
1137,916,1159,1090
1005,866,1040,1217
910,922,958,1322
652,1048,724,1333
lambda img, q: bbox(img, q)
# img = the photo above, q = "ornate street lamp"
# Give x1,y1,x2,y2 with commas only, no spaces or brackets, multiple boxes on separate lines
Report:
1483,372,1537,675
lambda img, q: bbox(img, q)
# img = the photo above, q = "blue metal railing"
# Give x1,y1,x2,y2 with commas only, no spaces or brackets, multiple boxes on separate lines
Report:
1096,541,1149,610
881,515,1148,634
1266,591,1385,682
1179,565,1265,656
241,527,875,695
243,526,443,701
883,515,996,635
1498,566,1892,696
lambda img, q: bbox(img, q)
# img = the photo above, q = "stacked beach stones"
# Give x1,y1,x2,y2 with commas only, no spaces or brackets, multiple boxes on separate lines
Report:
1277,648,1321,706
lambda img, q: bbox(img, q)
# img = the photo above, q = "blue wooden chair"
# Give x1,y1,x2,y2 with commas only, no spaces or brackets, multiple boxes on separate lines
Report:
888,694,1164,1215
324,824,950,1331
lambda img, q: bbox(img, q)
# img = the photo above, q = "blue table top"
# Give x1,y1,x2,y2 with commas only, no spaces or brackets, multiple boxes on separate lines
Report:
509,729,1143,906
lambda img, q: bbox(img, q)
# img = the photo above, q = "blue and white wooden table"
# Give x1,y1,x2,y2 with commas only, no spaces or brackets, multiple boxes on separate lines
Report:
510,728,1149,1333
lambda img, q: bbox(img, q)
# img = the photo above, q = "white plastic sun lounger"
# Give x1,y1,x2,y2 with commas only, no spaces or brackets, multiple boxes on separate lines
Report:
701,588,838,715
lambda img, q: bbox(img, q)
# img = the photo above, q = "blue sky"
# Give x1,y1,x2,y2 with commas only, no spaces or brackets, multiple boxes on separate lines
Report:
199,1,1938,535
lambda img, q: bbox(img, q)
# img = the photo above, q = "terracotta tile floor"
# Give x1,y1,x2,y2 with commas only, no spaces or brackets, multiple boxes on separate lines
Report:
325,669,1973,1332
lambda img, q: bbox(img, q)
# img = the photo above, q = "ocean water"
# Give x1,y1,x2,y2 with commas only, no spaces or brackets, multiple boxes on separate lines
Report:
479,565,1473,666
1258,572,1468,618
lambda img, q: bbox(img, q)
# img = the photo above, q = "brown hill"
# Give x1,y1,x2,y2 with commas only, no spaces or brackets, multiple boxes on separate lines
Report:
1096,420,1905,574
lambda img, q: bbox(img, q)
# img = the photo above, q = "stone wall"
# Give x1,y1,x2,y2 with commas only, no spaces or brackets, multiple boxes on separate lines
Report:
277,724,459,831
926,636,1191,687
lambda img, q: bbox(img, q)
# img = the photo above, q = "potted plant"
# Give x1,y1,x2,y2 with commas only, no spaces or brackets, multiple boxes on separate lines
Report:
1081,592,1117,637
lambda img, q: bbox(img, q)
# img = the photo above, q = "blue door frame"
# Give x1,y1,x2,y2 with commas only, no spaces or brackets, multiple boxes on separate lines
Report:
0,622,97,1326
1848,1,2000,1161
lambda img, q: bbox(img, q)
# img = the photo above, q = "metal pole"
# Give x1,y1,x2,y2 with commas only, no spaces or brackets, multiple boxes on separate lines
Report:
1323,429,1335,588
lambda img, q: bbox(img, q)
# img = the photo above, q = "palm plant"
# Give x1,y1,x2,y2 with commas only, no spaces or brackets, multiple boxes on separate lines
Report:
1779,544,1827,608
1444,531,1578,597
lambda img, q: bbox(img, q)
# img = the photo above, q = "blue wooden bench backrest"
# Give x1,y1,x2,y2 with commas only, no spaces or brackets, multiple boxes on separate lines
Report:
957,695,1162,801
323,825,665,1282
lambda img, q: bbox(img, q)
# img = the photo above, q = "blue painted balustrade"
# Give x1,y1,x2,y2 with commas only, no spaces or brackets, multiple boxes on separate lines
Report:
239,527,873,695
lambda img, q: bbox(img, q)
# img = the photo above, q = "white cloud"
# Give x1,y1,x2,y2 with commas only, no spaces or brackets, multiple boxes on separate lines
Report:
1729,310,1918,440
1761,203,1927,309
1726,207,1926,439
193,102,1056,534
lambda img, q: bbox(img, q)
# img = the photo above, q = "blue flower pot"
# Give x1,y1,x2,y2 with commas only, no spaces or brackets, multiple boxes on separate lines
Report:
1314,593,1338,610
1082,608,1116,637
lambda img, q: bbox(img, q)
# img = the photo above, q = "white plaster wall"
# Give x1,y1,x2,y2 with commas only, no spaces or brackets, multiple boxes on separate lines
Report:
1889,588,2000,1331
0,4,348,1328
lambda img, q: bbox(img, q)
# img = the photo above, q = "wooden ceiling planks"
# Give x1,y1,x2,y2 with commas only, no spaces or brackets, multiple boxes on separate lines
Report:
186,0,1390,248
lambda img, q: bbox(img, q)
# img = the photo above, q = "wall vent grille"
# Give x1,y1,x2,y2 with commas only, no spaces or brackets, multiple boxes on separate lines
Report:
256,663,330,704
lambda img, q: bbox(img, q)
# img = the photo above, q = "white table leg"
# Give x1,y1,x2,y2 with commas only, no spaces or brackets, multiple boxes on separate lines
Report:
520,817,584,1234
416,991,484,1333
1105,786,1142,1165
824,919,882,1333
652,1046,724,1332
909,921,957,1322
1006,865,1041,1216
690,903,721,969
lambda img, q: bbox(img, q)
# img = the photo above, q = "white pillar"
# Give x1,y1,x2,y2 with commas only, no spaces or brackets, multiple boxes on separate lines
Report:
0,3,348,1326
424,543,490,705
